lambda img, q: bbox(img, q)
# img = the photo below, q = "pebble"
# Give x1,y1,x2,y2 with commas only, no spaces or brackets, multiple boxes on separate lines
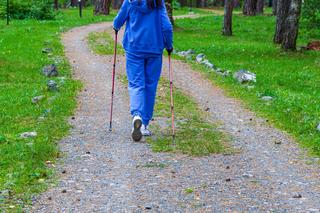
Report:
317,123,320,132
47,80,58,92
204,61,215,69
42,48,53,54
42,64,58,77
274,140,282,145
293,193,302,198
20,131,37,139
234,69,256,83
261,96,273,101
196,53,205,63
145,204,152,210
32,95,45,104
185,49,195,55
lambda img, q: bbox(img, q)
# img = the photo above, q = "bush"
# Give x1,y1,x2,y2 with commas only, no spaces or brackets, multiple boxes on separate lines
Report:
0,0,56,20
302,0,320,27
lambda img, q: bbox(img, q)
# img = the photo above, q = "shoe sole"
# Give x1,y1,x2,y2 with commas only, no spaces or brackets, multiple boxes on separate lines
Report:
132,119,142,142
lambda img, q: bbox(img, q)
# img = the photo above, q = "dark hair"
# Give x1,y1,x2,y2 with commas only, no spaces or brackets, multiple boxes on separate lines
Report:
147,0,162,8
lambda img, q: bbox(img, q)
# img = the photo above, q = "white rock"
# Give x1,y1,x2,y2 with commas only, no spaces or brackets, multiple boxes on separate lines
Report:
204,61,215,69
261,96,273,101
185,49,195,55
178,51,187,57
196,53,205,63
20,132,37,139
234,70,256,83
317,123,320,132
32,95,44,104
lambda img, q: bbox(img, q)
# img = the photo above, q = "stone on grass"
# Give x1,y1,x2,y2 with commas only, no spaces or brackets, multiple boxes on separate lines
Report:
196,53,205,63
42,64,58,77
20,132,37,139
223,70,232,77
200,59,209,64
42,48,53,54
215,68,223,73
317,123,320,132
204,61,215,69
261,96,273,101
177,51,185,57
234,69,256,83
185,49,195,55
47,80,58,92
32,95,45,104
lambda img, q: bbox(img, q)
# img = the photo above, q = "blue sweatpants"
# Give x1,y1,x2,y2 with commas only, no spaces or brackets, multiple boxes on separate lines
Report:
126,52,162,126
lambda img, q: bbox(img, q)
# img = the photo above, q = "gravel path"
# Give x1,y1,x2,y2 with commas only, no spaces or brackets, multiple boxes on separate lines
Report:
31,22,320,212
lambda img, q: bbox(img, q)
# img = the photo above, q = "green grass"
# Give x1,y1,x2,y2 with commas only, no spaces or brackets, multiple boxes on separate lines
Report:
148,78,227,156
173,11,320,156
0,8,115,210
184,187,194,194
88,30,124,55
88,31,228,156
173,7,212,16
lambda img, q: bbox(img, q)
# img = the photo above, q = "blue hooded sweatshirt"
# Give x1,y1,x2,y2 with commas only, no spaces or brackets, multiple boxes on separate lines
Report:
113,0,173,55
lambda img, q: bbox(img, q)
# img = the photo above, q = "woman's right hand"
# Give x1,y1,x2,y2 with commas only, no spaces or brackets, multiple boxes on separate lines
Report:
166,48,173,55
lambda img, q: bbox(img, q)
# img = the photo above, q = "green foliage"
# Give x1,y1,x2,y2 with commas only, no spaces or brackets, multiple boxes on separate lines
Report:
0,8,115,210
88,31,124,55
302,0,320,27
173,0,181,10
0,0,57,20
174,14,320,156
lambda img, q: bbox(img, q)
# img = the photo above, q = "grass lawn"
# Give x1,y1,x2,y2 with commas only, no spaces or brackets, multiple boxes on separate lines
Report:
173,7,212,16
173,11,320,156
0,8,115,210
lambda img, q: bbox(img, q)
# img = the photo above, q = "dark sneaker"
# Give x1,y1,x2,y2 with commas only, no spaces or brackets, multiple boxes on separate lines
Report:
131,115,142,142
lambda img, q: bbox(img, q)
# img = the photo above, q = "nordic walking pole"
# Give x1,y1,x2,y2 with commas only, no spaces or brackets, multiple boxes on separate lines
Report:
109,30,118,131
168,52,176,144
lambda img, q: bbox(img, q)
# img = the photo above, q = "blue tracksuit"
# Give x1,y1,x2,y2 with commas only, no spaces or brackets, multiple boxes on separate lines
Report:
113,0,173,125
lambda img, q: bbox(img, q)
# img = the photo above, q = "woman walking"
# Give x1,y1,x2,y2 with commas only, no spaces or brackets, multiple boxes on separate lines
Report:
113,0,173,141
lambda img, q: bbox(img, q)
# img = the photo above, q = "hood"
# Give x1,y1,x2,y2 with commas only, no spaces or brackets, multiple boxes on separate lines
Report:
129,0,154,14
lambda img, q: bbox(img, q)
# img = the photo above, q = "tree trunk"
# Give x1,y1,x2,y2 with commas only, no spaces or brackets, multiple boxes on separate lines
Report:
274,0,289,43
165,0,174,25
272,0,277,15
54,0,59,10
112,0,123,9
281,0,302,50
243,0,257,16
94,0,112,15
256,0,264,14
71,0,78,7
223,0,236,36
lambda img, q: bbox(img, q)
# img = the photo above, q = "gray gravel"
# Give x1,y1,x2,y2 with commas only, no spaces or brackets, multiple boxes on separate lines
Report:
31,22,320,212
